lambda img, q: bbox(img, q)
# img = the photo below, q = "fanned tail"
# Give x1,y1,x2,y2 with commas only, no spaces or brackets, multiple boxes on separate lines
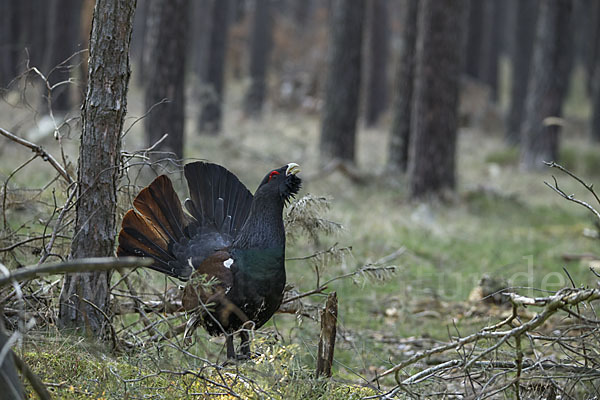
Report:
117,175,193,279
183,162,253,238
118,162,254,280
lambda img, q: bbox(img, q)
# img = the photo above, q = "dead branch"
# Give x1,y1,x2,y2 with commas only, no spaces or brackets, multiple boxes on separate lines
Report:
316,292,338,378
544,176,600,221
38,184,77,264
0,127,73,184
545,161,600,208
0,234,69,253
373,288,600,383
0,257,152,287
112,298,183,315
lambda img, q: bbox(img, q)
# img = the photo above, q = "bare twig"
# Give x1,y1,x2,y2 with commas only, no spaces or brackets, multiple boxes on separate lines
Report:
0,257,152,287
373,288,600,382
38,184,77,264
544,176,600,221
0,127,73,184
545,161,600,208
0,234,69,253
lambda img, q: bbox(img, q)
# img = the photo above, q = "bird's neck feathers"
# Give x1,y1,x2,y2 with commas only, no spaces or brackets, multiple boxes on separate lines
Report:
234,193,286,250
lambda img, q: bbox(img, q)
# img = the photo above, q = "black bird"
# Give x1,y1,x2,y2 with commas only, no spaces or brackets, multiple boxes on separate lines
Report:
117,161,301,359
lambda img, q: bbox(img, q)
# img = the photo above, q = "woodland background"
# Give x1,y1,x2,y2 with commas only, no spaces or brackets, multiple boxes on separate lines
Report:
1,0,600,398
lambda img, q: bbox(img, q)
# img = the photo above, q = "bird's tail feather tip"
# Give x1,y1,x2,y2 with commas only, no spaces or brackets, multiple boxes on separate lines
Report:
117,175,189,278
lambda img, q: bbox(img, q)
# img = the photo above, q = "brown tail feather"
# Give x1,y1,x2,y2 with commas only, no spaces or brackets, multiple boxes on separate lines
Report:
117,175,192,278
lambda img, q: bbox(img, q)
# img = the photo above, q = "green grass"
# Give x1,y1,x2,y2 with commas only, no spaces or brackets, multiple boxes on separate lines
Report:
20,335,376,399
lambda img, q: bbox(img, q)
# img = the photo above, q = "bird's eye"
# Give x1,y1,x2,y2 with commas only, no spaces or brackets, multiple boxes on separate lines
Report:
268,171,280,182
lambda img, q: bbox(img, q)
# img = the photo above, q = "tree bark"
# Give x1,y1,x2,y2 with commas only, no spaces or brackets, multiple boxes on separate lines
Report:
479,0,502,102
0,1,17,88
199,0,231,134
43,0,84,113
316,292,337,378
19,0,49,71
387,0,418,172
408,0,467,199
144,0,189,159
587,1,600,96
590,2,600,143
189,0,213,94
364,0,389,127
131,0,148,86
464,0,484,80
243,0,273,117
58,0,136,337
319,0,366,163
505,0,538,145
520,0,573,171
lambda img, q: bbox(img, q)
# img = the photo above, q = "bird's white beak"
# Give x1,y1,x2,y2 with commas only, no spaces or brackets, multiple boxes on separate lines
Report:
286,163,301,176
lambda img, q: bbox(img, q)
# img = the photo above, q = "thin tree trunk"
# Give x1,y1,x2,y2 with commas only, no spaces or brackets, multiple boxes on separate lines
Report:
408,0,467,198
319,0,366,163
364,0,389,127
587,1,600,95
520,0,573,171
189,0,213,92
131,0,148,86
480,0,502,102
464,0,484,80
24,0,50,70
387,0,418,172
505,0,538,145
199,0,230,134
144,0,189,159
590,1,600,143
43,0,83,114
58,0,136,337
243,0,273,117
0,1,19,88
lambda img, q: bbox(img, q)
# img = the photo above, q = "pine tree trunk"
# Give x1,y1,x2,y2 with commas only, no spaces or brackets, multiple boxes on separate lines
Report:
131,0,148,86
319,0,366,163
480,0,502,102
505,0,538,145
144,0,189,159
243,0,273,117
199,0,231,134
408,0,467,198
190,0,213,95
292,0,312,28
0,1,16,88
22,0,50,71
587,1,600,96
520,0,573,171
364,0,389,127
58,0,136,337
464,0,484,80
590,3,600,143
387,0,418,172
43,0,83,113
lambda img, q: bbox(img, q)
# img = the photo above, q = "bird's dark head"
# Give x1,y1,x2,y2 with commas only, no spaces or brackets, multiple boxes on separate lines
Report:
256,163,302,205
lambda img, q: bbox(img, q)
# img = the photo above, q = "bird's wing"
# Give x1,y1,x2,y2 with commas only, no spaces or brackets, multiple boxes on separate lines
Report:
182,250,235,310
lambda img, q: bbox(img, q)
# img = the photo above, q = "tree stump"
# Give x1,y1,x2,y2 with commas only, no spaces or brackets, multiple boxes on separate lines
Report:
316,291,338,378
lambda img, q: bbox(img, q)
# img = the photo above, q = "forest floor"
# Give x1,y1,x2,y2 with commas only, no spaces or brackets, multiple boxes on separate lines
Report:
1,74,600,398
